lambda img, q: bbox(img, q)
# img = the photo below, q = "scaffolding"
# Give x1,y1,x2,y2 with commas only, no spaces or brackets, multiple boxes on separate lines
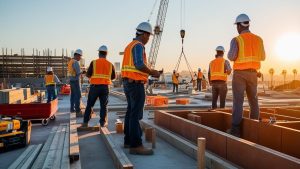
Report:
0,48,70,78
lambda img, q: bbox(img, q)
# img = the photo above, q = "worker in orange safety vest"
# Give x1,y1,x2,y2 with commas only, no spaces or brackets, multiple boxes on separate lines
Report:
227,14,265,137
68,49,83,115
44,66,61,103
208,46,232,109
81,45,115,127
196,68,205,91
121,22,161,155
172,70,179,93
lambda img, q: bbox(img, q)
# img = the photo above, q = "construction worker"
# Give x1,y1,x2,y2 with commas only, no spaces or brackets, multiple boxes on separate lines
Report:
44,66,61,103
82,45,115,127
122,22,160,155
197,68,204,91
208,46,232,109
227,14,265,137
68,49,83,115
172,70,179,93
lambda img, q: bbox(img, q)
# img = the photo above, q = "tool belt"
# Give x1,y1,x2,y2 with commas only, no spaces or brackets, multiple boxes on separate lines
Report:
122,78,145,84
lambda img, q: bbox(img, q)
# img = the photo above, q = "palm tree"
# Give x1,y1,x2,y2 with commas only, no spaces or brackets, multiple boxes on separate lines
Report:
269,68,274,89
292,69,298,81
282,70,287,88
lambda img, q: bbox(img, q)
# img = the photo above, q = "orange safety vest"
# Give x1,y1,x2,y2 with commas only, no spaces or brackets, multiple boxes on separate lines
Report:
45,74,55,86
121,40,149,82
172,73,179,84
209,57,227,81
197,72,203,79
89,58,112,85
68,59,77,77
233,32,265,70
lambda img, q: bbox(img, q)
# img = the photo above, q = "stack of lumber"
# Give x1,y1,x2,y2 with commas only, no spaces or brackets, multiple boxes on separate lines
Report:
8,144,43,169
0,89,24,104
0,88,39,104
31,124,70,169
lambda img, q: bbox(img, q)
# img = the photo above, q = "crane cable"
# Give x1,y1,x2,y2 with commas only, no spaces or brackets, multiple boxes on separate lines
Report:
175,0,193,79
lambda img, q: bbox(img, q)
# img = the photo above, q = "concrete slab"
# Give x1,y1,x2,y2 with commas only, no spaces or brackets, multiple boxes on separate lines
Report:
78,131,115,169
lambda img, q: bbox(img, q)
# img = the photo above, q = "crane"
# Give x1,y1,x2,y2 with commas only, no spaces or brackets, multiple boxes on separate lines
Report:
148,0,169,69
145,0,169,95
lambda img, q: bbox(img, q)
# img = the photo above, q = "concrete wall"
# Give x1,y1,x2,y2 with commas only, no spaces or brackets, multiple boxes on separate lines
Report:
154,110,300,169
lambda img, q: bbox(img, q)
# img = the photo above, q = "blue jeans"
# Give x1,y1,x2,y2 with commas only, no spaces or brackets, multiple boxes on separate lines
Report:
46,85,57,103
123,79,145,148
211,81,227,109
197,79,202,91
70,80,81,112
83,85,109,124
232,70,259,127
172,83,178,93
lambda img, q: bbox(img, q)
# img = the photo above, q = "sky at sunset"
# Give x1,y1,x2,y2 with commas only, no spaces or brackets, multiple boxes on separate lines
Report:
1,0,300,76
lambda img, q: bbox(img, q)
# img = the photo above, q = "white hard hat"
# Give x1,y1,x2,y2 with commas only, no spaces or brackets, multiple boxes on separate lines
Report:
74,49,83,56
136,22,153,35
47,66,53,72
198,68,201,71
98,45,108,52
216,46,225,52
235,14,250,24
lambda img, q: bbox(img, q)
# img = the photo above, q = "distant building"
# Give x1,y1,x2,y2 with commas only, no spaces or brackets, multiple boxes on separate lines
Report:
114,62,120,72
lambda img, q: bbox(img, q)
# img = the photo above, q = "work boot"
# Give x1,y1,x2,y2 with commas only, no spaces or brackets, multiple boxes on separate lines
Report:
226,127,241,138
100,122,108,127
80,123,88,128
76,111,84,117
123,144,130,148
129,146,153,155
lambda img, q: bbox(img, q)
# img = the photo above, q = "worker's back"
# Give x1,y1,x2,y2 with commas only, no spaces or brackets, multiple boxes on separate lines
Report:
234,32,265,70
90,58,112,85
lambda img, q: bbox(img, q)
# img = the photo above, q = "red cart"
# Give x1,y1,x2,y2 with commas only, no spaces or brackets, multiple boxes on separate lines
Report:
0,99,58,126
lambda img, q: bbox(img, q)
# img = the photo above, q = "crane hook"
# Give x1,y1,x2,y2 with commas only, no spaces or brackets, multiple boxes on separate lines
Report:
180,29,185,44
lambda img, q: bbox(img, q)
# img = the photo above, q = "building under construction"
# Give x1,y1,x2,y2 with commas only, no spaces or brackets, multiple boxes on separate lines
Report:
0,48,70,79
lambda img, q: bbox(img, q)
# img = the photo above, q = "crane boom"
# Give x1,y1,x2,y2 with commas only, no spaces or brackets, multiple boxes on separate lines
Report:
148,0,169,69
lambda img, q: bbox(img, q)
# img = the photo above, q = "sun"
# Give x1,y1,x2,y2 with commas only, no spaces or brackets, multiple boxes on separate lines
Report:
275,32,300,61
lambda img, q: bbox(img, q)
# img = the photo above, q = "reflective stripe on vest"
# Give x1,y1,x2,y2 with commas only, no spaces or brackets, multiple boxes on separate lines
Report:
121,40,149,82
67,59,76,77
90,58,112,85
45,74,55,86
197,72,203,79
210,58,227,81
234,32,264,70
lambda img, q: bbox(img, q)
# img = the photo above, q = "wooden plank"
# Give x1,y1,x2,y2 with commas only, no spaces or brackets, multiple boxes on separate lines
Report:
31,126,58,169
0,89,24,104
42,125,64,169
21,144,43,169
100,126,133,169
8,145,35,169
77,125,100,132
69,113,80,162
52,125,66,169
62,124,71,169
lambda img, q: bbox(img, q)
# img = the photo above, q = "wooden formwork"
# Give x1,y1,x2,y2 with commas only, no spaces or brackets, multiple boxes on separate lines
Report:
154,110,300,169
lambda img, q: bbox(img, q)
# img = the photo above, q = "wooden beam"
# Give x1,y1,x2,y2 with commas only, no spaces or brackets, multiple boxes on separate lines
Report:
100,127,133,169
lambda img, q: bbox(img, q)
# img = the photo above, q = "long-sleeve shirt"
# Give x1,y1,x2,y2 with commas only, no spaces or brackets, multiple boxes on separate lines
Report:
208,58,232,82
53,74,61,83
86,59,116,80
227,30,265,61
69,60,81,81
132,38,147,70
